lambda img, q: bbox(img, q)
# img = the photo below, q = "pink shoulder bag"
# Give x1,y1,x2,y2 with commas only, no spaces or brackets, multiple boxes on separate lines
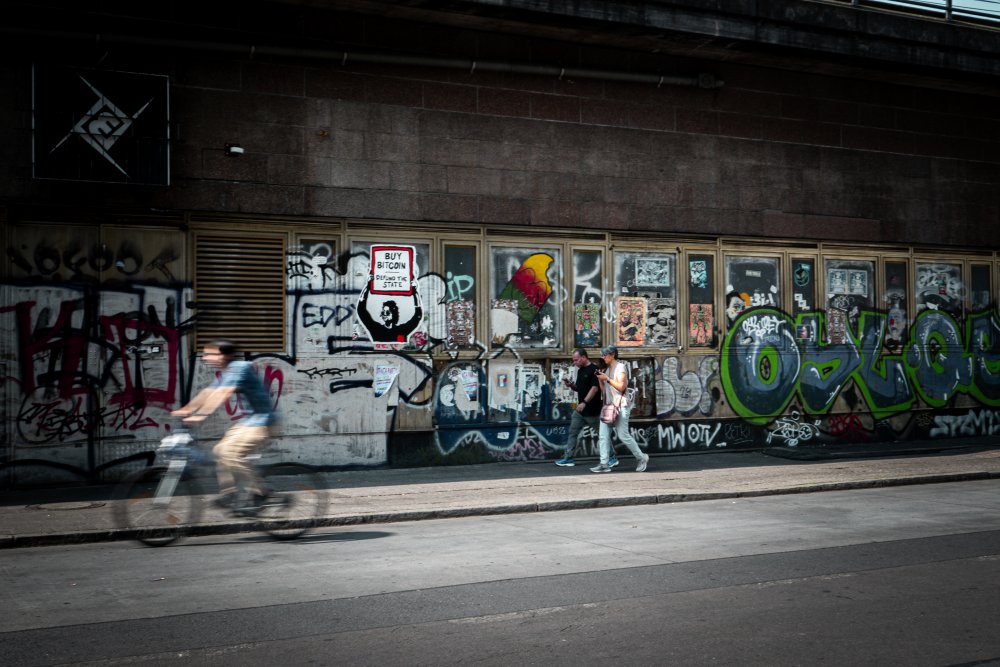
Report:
600,364,626,425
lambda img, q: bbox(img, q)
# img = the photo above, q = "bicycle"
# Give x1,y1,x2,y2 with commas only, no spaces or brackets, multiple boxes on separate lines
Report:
112,428,327,546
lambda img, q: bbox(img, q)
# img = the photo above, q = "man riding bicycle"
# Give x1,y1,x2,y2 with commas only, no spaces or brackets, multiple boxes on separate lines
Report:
171,340,278,511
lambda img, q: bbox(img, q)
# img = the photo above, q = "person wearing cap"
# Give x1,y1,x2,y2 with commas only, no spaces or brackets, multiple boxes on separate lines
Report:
591,345,650,473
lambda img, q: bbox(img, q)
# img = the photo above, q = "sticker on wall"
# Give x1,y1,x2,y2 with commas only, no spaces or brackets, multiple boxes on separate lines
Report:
574,303,601,347
646,298,676,346
616,296,646,347
357,245,423,345
373,363,400,398
689,303,713,346
446,300,476,348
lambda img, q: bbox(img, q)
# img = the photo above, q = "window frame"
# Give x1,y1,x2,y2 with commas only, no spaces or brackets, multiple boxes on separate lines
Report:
682,247,719,350
722,251,784,334
610,246,680,350
487,241,566,352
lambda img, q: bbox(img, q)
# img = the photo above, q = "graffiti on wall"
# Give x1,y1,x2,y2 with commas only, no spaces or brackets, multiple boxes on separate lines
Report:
1,282,194,482
5,229,1000,483
721,306,1000,424
8,237,183,283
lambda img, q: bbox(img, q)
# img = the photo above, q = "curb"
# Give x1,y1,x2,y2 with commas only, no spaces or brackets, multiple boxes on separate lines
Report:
4,470,998,550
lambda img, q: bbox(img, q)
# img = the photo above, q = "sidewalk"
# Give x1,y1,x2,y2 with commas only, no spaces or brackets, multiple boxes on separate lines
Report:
3,441,1000,549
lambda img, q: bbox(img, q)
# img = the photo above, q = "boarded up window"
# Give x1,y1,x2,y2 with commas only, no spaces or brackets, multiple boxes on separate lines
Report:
194,234,286,353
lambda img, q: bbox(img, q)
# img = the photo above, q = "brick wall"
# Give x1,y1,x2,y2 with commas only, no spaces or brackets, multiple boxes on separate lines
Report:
2,6,998,248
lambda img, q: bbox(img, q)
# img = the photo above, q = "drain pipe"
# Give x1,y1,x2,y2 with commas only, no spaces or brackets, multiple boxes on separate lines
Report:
3,28,722,89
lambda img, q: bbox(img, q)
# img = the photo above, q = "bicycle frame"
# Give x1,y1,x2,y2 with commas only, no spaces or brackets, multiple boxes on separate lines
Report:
151,430,203,505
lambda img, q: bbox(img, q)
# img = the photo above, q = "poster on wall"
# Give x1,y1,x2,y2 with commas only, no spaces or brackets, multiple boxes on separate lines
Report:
490,299,520,344
437,365,482,422
551,361,577,404
792,260,814,317
635,258,672,288
646,298,676,346
616,296,646,346
689,304,713,346
689,259,708,290
357,245,423,345
827,307,847,344
446,300,476,348
488,360,517,411
848,270,868,297
724,256,779,327
516,363,545,413
827,269,848,295
574,303,601,347
460,368,480,401
915,262,962,315
373,363,400,398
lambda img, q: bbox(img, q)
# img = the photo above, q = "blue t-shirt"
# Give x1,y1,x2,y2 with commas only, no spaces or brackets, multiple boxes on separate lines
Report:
214,360,277,427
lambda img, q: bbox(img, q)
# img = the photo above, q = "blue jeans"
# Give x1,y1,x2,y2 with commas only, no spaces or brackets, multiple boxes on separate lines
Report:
598,406,643,465
564,410,600,458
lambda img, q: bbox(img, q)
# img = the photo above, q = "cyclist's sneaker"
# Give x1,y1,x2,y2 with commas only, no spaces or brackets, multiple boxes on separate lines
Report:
589,464,613,473
608,456,619,468
233,492,271,517
213,491,236,510
555,458,576,467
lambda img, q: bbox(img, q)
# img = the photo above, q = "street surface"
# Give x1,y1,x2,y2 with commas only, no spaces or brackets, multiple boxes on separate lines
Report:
3,480,1000,666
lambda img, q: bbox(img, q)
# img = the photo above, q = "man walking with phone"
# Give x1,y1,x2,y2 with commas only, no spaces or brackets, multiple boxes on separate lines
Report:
554,348,617,468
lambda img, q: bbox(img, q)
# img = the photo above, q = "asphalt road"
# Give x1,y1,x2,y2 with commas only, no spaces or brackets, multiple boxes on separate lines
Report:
3,480,1000,666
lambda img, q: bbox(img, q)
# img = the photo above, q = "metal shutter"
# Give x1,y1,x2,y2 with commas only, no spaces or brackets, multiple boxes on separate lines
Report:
194,233,286,353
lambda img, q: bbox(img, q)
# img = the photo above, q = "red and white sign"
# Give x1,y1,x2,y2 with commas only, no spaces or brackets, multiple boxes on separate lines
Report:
369,245,414,295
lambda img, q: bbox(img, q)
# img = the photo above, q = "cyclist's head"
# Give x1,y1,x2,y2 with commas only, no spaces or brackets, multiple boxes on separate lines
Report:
203,340,238,369
212,340,238,357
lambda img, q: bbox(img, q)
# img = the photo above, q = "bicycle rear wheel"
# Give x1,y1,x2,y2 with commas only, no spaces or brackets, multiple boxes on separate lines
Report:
112,466,204,546
258,463,327,540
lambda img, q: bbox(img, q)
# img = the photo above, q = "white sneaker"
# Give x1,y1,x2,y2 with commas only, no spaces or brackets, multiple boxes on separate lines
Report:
635,454,649,473
589,464,612,473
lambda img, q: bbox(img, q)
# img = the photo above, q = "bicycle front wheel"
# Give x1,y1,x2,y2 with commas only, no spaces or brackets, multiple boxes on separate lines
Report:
112,466,204,546
258,463,327,540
